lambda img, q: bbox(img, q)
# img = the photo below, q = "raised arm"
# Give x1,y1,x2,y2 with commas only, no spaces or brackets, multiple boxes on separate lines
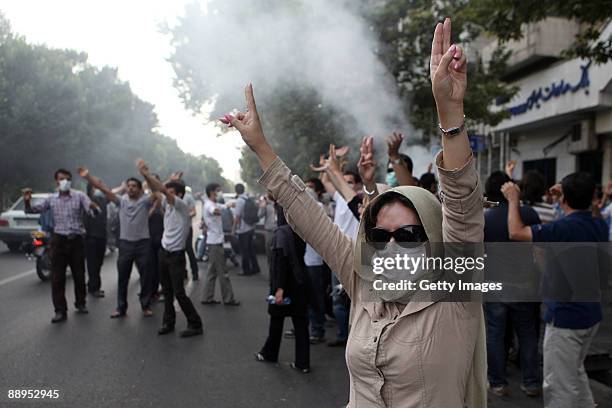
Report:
136,160,173,205
501,182,533,241
358,136,378,205
430,18,483,243
77,167,119,204
311,144,356,203
387,132,416,186
430,18,470,171
220,84,355,296
22,188,49,214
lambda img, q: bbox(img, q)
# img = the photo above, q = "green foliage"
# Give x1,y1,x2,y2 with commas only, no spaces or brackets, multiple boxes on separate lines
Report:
238,83,356,190
368,0,517,138
0,14,227,206
465,0,612,64
167,4,355,191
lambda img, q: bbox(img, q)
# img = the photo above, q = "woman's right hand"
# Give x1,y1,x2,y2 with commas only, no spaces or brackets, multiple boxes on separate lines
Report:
220,84,277,170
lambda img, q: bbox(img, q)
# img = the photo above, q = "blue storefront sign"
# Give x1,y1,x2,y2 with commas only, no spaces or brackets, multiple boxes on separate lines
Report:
506,61,591,117
469,134,486,153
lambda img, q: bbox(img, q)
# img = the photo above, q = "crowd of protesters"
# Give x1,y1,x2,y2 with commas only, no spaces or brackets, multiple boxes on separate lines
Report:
18,17,611,408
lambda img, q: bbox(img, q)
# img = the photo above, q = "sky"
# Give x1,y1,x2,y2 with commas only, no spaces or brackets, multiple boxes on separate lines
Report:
0,0,244,181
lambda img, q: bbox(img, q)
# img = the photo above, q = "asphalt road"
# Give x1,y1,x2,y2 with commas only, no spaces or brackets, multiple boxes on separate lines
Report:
0,242,611,408
0,246,350,408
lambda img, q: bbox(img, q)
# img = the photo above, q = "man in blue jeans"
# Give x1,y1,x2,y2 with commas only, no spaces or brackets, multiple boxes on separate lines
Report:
483,170,542,397
502,172,608,408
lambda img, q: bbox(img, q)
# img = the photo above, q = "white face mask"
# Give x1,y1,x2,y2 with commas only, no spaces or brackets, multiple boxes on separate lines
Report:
58,179,71,192
372,241,429,283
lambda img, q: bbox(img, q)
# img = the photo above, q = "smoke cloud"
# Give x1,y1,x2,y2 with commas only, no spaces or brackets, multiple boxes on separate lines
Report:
170,0,434,175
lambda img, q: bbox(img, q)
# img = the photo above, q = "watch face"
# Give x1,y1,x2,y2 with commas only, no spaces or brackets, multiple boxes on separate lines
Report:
448,127,461,135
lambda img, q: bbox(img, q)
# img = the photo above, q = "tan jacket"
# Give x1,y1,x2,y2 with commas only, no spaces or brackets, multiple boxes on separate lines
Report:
259,152,487,408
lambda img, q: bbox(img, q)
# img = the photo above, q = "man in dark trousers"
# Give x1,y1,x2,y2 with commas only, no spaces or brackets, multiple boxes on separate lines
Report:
137,159,203,338
78,167,155,318
483,170,542,397
85,183,108,298
232,183,260,275
24,168,99,323
502,172,608,408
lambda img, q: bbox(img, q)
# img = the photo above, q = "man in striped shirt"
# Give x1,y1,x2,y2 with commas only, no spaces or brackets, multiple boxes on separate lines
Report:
24,168,99,323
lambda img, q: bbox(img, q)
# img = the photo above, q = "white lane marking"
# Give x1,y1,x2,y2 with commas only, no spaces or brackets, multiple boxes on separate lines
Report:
0,269,36,287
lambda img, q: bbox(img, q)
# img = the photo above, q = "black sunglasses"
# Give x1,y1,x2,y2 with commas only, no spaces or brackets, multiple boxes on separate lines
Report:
367,225,428,248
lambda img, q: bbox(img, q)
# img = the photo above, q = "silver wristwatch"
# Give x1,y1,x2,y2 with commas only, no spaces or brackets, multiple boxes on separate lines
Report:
438,115,466,136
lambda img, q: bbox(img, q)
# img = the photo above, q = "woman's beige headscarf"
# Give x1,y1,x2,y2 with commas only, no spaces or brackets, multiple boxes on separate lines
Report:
353,185,487,408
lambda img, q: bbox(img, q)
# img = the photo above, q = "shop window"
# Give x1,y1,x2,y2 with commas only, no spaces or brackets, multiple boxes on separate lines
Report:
577,151,603,185
523,158,557,188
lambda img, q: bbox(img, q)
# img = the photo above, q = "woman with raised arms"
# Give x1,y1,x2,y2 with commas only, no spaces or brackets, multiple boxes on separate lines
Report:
221,18,486,408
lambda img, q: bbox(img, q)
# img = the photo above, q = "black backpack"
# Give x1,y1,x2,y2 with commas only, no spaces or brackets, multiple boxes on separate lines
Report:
241,196,260,225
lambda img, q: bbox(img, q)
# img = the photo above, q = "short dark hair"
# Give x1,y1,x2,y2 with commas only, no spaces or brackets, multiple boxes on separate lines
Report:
560,172,595,210
306,178,325,194
520,170,546,205
388,154,413,173
126,177,142,190
54,168,72,180
235,183,245,194
343,171,362,185
86,183,96,197
420,173,437,192
485,171,511,203
165,181,186,197
206,182,221,198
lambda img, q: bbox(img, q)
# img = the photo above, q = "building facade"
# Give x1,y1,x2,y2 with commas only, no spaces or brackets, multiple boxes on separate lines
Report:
476,18,612,189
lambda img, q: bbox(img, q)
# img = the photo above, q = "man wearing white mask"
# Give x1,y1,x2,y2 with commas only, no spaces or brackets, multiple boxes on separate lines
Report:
23,168,99,323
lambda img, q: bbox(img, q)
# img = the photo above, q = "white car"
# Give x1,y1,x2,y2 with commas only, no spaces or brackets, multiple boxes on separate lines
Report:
0,194,50,252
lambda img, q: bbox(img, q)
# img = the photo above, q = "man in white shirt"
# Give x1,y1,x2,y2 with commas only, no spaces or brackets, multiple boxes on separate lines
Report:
202,183,240,305
137,160,203,338
304,188,328,344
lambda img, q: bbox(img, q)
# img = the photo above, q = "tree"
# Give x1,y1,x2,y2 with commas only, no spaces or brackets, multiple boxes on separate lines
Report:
167,1,356,191
0,13,227,207
464,0,612,64
238,83,356,190
367,0,517,139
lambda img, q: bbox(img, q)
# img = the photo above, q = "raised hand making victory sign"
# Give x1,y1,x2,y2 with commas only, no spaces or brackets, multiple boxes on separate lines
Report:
430,17,470,170
219,84,277,170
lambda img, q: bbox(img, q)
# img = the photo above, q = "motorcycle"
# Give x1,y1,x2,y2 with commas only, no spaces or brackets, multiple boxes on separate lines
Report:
24,231,52,281
195,232,239,267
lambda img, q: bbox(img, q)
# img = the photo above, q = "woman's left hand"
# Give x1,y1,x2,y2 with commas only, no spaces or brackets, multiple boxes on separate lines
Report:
430,18,467,127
